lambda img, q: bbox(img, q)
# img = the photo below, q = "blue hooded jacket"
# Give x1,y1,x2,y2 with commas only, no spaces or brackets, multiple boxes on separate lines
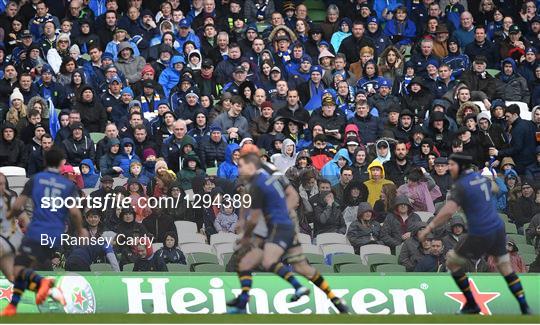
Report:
320,148,352,186
158,55,185,98
113,138,141,177
217,143,240,180
80,159,99,189
331,18,352,53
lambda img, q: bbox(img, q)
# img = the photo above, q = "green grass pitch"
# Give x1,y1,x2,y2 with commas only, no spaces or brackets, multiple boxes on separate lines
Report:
1,314,539,324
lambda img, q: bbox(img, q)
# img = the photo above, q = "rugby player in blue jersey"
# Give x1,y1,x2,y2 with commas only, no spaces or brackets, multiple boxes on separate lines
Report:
227,149,348,314
419,154,531,315
1,148,88,316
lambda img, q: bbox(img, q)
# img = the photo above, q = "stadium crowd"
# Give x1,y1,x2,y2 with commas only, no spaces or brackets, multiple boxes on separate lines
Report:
0,0,539,273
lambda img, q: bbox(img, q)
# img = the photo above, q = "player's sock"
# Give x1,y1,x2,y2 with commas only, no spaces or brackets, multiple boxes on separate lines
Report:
504,272,529,313
309,271,337,300
451,272,476,306
271,262,302,290
21,269,43,292
9,272,28,307
236,271,252,309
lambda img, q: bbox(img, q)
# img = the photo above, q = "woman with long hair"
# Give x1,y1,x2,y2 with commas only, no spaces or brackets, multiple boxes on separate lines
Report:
57,57,78,86
374,183,398,222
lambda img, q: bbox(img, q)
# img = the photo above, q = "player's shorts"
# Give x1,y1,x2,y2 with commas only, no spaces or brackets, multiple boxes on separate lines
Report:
14,236,55,270
454,225,507,259
266,223,299,251
253,216,268,239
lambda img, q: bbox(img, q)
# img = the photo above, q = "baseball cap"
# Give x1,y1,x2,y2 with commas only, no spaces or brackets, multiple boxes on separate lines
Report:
20,30,32,39
367,17,378,25
41,64,54,75
310,65,323,74
322,96,335,106
508,24,520,34
179,19,189,28
379,78,391,88
202,58,214,68
143,80,154,88
434,157,448,165
233,66,246,74
270,66,281,74
109,75,122,84
275,35,290,42
346,136,359,146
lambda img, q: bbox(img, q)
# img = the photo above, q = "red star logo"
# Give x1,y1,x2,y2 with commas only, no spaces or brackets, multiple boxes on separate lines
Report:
445,278,500,315
72,289,86,309
0,286,13,301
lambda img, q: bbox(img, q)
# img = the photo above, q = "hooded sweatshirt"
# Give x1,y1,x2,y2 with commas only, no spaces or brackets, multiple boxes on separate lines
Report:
374,139,392,164
321,148,352,186
80,159,99,188
272,138,297,173
217,143,240,180
363,160,394,206
113,138,141,177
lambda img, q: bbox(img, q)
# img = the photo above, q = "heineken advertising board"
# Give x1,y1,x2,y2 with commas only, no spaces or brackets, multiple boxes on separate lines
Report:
0,273,538,315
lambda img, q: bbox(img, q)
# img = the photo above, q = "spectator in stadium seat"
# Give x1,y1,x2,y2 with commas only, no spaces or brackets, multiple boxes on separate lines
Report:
115,41,146,85
211,95,250,142
464,25,499,69
349,99,383,145
61,122,96,166
199,126,227,169
347,202,383,253
133,242,168,272
271,138,297,173
487,239,527,273
74,85,107,133
496,58,530,103
452,11,475,48
398,221,431,272
27,133,53,176
384,141,413,187
397,167,442,213
490,104,536,174
401,77,434,122
338,20,375,66
217,143,240,180
508,181,539,235
442,214,467,251
321,148,351,186
155,232,185,263
430,157,452,199
383,5,417,49
177,152,206,190
80,159,99,189
460,55,499,101
414,237,446,272
313,189,347,236
27,1,60,40
113,137,140,177
5,88,26,127
99,138,122,177
525,213,540,253
158,55,185,99
364,160,394,206
380,195,422,250
0,122,26,168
